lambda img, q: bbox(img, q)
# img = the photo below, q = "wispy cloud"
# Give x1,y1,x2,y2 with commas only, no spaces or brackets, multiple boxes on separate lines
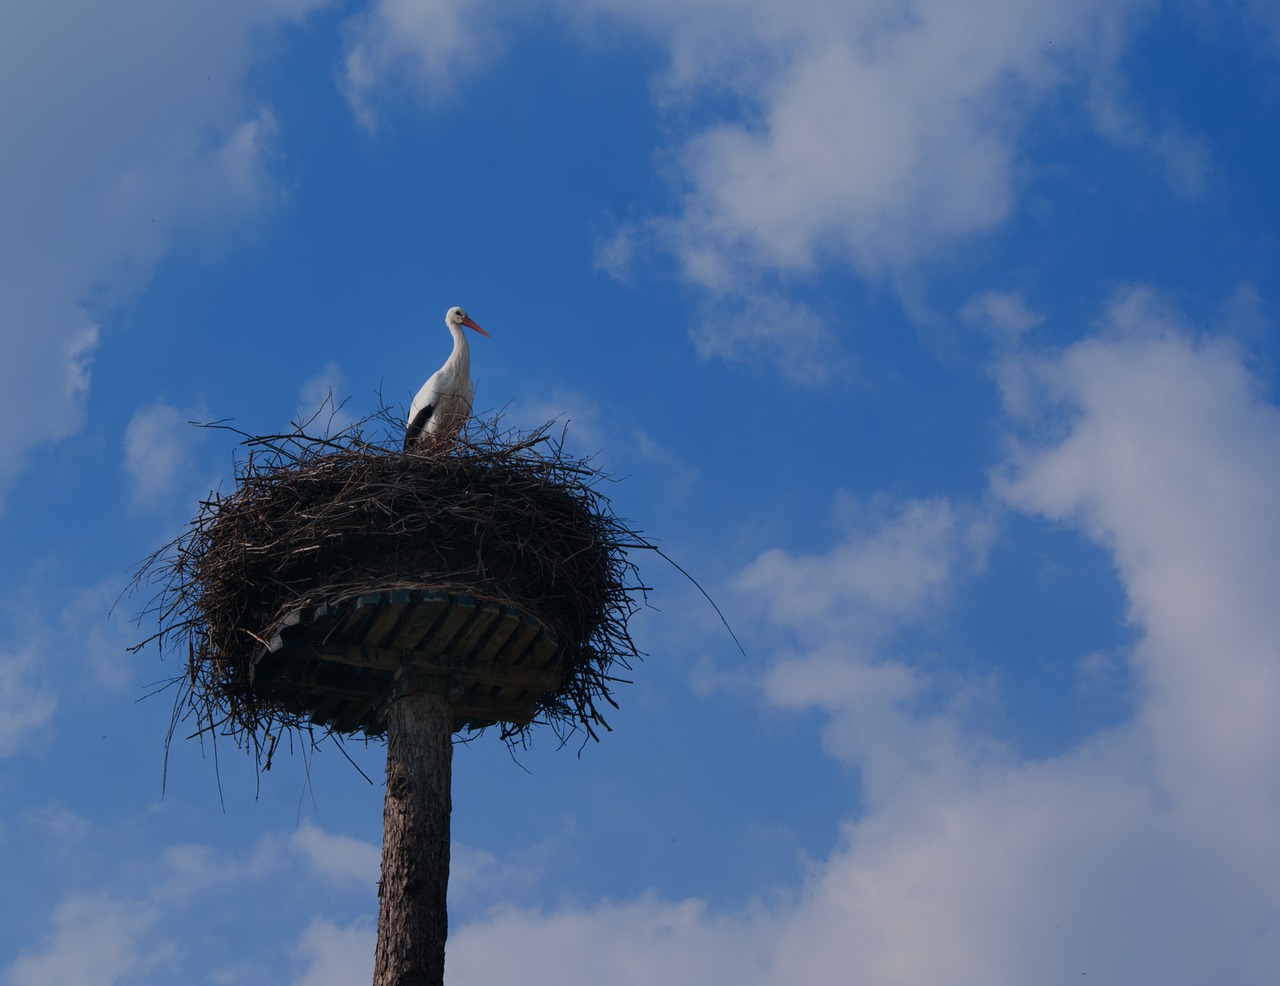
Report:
4,820,380,985
0,2,324,508
0,570,154,757
513,390,610,458
123,402,202,510
513,389,700,503
741,496,995,643
0,651,57,759
1088,71,1213,199
690,294,855,387
342,0,504,129
296,362,356,436
960,290,1045,340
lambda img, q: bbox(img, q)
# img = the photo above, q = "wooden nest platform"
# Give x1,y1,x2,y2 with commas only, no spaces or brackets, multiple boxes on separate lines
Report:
255,588,566,735
132,416,649,765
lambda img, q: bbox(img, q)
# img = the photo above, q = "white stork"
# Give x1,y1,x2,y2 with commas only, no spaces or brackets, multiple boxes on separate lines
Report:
404,306,492,450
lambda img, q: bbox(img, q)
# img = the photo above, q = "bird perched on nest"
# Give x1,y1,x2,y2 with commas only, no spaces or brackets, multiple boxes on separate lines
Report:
404,306,492,450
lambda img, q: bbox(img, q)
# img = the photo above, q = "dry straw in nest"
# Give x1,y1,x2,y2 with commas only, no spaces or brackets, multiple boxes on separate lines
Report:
131,412,655,769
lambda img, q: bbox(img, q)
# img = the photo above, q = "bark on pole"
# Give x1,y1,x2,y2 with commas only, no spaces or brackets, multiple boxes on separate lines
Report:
373,687,453,986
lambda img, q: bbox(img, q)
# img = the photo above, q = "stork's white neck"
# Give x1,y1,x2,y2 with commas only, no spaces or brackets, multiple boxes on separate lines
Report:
445,323,471,376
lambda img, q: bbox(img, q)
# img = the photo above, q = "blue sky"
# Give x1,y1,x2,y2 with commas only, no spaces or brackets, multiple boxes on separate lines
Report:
2,1,1279,982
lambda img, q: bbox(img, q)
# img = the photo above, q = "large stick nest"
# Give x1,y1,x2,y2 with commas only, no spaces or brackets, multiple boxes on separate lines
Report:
131,412,651,766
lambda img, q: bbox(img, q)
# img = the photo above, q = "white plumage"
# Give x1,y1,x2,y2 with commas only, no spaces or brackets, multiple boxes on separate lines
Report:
404,306,491,450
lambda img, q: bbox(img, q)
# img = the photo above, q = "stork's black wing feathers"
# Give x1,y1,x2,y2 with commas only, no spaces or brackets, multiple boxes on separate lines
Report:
404,403,435,450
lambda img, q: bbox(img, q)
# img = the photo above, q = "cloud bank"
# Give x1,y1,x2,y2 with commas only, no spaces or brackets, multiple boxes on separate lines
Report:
438,290,1280,984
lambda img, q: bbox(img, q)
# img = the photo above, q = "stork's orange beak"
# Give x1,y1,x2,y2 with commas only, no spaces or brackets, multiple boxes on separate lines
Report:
461,315,491,338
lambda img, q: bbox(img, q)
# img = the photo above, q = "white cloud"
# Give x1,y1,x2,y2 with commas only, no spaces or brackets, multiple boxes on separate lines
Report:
123,402,198,509
449,897,773,986
584,0,1124,283
743,495,1001,797
20,805,94,845
0,651,57,758
296,362,355,436
448,835,575,915
6,825,374,984
342,0,503,129
0,1,326,510
514,390,609,457
2,895,171,986
445,294,1280,983
339,0,1184,293
1088,69,1213,199
629,428,699,504
739,496,995,643
58,580,140,691
995,287,1280,839
1178,0,1280,63
761,742,1277,985
513,389,700,503
289,821,379,887
449,842,504,906
576,0,1214,386
690,294,854,386
0,315,98,513
0,574,149,752
149,840,283,903
290,918,375,986
960,290,1044,339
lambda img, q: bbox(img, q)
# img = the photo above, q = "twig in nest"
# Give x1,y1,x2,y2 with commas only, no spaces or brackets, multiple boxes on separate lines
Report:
128,407,658,774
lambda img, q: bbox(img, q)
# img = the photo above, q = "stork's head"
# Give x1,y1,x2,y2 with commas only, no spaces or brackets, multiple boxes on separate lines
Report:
446,306,491,338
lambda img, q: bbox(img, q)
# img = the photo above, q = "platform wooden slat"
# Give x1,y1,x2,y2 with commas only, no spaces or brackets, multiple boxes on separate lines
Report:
252,590,562,734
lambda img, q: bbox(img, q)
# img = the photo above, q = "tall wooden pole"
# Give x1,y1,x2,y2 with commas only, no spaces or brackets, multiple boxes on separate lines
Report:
254,591,564,982
373,688,453,986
